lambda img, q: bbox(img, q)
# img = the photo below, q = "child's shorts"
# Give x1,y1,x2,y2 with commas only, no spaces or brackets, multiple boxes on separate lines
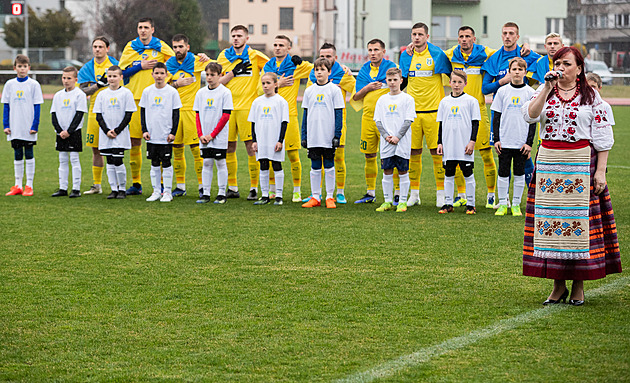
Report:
55,130,82,152
201,147,227,160
443,160,474,177
11,139,36,149
146,143,172,161
100,148,125,158
381,155,409,172
307,147,336,161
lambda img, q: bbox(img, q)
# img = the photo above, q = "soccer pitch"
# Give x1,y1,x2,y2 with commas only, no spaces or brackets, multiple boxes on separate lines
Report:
0,102,628,382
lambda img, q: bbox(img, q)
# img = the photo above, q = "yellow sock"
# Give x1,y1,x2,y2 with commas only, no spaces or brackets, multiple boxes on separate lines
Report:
92,165,103,185
455,166,466,194
334,147,346,190
227,152,238,189
393,168,400,191
130,145,143,184
191,145,203,186
409,153,421,191
288,149,301,188
269,167,275,187
248,155,259,189
365,156,378,192
173,146,186,184
432,154,445,190
481,148,497,193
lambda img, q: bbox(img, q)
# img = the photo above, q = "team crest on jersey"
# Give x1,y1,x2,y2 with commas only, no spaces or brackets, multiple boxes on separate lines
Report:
109,98,118,106
415,63,422,70
426,58,433,66
511,97,521,106
154,96,162,105
316,94,325,103
451,106,459,115
263,107,270,115
152,50,158,58
141,53,148,60
63,99,70,107
179,73,186,79
207,99,214,108
16,90,23,99
388,104,397,113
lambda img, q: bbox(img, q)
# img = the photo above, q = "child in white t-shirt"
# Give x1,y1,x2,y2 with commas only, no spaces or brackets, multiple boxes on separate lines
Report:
300,58,345,209
373,67,416,212
248,72,290,205
436,70,481,215
1,54,44,197
93,65,137,199
194,62,234,204
491,57,536,217
586,72,615,128
50,66,88,198
140,62,183,203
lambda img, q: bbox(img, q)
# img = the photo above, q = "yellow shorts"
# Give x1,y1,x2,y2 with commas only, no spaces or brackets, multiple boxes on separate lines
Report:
359,114,379,154
85,111,99,148
129,99,142,139
474,104,491,150
411,111,439,150
174,110,199,146
228,109,252,142
284,115,300,151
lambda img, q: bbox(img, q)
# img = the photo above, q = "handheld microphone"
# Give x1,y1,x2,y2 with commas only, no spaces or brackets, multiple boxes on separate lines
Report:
544,71,563,82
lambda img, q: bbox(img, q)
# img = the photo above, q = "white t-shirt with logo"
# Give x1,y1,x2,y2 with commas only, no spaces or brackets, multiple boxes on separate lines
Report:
139,84,182,144
301,81,345,148
1,77,44,142
50,87,88,131
490,83,536,149
93,86,137,150
437,93,481,162
248,94,289,162
374,92,416,159
193,84,233,150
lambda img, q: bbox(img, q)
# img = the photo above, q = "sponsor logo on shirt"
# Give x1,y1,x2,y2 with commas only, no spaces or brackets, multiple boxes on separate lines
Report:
109,98,120,108
154,96,162,105
510,96,522,108
141,53,148,60
451,106,459,114
206,98,215,109
261,106,273,119
387,104,399,116
448,105,463,120
16,90,24,99
316,94,325,103
63,99,71,107
415,63,422,70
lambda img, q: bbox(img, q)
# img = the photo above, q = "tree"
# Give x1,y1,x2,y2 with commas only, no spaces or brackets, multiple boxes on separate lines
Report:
97,0,207,55
4,7,82,48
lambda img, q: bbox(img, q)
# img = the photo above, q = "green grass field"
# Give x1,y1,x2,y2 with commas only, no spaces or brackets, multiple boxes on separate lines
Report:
0,101,628,382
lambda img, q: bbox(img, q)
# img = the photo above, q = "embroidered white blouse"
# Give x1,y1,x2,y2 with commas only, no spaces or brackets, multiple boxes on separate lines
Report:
522,90,614,152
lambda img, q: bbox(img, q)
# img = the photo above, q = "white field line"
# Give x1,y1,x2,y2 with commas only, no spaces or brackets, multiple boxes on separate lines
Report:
336,276,630,383
607,165,630,170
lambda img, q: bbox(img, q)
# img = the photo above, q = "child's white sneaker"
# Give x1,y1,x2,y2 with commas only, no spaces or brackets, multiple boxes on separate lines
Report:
160,192,173,202
146,192,161,202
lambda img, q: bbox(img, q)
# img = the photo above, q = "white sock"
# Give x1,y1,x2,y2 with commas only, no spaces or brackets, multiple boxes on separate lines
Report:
115,164,126,191
25,158,35,188
293,186,301,193
106,164,118,191
498,176,510,206
177,183,186,190
337,188,344,196
58,152,69,190
13,159,24,187
70,152,81,191
310,168,322,200
325,167,335,199
151,166,161,194
512,175,526,206
465,174,476,207
382,173,394,203
399,173,410,203
202,158,214,196
274,168,284,199
410,189,419,198
367,189,375,197
270,184,276,193
163,166,173,193
444,176,455,205
216,159,227,196
260,169,270,197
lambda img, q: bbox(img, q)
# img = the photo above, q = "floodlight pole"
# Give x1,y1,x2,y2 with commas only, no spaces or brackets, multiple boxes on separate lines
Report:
23,0,29,56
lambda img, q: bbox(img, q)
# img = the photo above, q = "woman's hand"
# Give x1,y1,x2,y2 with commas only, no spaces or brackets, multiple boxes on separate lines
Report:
593,169,607,195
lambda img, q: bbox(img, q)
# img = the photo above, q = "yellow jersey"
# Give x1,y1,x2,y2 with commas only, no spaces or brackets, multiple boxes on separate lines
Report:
119,38,175,99
444,44,496,106
217,47,269,111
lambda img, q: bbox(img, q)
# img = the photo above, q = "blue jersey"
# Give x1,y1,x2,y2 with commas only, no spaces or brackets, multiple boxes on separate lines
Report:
481,45,540,95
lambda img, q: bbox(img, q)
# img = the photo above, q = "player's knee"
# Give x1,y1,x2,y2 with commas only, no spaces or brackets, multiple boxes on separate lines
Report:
14,147,24,161
311,159,322,170
24,146,34,160
162,158,172,168
323,158,334,169
259,159,270,171
271,161,282,171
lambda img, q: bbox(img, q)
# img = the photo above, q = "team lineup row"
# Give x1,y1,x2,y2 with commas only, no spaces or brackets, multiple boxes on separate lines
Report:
2,18,593,212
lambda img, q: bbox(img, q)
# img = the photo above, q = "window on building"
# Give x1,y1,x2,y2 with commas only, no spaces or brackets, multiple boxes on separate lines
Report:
547,18,565,34
587,15,597,28
600,14,608,29
221,22,230,41
248,24,254,34
616,14,630,28
390,0,412,21
280,7,294,30
389,28,410,52
262,24,268,35
431,15,462,49
483,16,488,36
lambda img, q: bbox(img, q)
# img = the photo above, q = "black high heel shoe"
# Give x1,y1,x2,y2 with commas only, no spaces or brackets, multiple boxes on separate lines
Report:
542,288,569,305
569,292,585,306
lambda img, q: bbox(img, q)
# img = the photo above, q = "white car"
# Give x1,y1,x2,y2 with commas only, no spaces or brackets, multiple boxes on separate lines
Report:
585,59,613,85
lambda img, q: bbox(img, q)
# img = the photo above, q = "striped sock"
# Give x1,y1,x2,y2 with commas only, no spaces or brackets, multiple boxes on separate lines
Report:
288,149,301,189
248,155,259,190
173,146,186,185
334,147,346,191
130,145,143,184
226,152,238,190
409,153,421,191
191,145,203,186
365,156,378,192
481,148,496,193
432,154,445,190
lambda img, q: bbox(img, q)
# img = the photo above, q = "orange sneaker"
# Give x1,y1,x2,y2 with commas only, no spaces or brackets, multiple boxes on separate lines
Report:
22,185,33,196
302,197,321,208
5,186,23,196
325,198,336,209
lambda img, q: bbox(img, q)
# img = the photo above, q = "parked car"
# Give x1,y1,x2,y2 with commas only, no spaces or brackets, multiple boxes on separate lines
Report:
46,59,84,70
584,59,613,85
